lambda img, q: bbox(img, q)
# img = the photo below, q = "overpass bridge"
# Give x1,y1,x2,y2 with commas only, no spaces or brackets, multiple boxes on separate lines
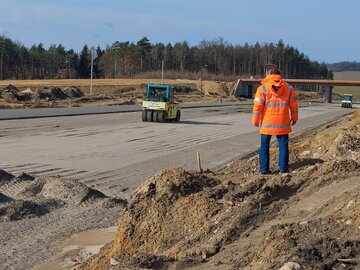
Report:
233,78,360,102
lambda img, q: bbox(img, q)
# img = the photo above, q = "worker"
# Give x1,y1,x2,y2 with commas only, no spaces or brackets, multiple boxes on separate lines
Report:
252,66,298,174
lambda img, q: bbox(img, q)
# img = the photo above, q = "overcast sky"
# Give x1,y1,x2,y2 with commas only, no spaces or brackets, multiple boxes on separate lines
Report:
0,0,359,63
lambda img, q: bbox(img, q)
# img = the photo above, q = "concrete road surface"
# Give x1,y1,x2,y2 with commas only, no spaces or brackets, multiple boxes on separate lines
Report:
0,102,245,120
0,103,355,198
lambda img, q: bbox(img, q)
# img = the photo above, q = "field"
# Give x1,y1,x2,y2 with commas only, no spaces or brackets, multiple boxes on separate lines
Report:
0,79,198,98
333,71,360,100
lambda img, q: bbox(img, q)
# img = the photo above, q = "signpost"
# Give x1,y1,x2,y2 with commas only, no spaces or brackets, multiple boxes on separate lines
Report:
90,47,95,96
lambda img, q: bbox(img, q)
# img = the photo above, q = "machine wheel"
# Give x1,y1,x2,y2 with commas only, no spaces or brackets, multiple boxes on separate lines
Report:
158,111,166,122
142,110,147,122
153,111,159,122
146,110,153,122
175,110,181,122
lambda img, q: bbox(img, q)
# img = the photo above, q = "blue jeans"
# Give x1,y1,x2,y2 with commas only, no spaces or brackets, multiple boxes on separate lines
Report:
260,134,289,173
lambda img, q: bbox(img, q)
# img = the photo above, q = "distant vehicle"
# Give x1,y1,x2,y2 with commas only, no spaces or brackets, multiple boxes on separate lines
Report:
142,84,181,122
341,94,353,108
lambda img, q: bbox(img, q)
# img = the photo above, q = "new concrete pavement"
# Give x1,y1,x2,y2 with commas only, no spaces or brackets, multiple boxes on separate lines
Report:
0,102,245,120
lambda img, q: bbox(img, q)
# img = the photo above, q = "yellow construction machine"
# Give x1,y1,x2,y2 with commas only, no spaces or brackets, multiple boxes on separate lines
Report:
142,84,181,122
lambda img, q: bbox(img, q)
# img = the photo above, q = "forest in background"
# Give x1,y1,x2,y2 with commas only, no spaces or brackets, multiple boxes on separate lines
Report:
327,61,360,72
0,35,333,81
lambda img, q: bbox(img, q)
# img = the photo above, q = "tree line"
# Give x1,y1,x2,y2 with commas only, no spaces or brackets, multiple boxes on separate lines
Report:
327,61,360,72
0,35,333,80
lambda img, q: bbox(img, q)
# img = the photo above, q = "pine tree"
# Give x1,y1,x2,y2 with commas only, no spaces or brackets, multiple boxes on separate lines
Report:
78,45,90,78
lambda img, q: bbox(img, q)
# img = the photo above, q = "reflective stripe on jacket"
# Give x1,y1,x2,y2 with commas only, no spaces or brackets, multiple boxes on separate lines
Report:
252,76,299,135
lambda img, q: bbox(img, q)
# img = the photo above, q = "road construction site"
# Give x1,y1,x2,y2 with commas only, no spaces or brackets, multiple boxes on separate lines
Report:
0,102,351,199
1,97,359,269
0,78,360,270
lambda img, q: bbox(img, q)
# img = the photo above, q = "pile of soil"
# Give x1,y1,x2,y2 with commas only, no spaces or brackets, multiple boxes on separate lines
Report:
62,86,85,98
297,91,324,101
0,199,55,222
34,86,82,100
0,171,126,223
20,177,107,205
0,169,15,183
0,84,85,103
79,111,360,270
0,193,12,203
0,170,128,270
198,81,235,97
2,84,33,102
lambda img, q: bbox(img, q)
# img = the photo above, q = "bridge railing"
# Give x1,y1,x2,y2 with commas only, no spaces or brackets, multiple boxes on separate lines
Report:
233,78,360,102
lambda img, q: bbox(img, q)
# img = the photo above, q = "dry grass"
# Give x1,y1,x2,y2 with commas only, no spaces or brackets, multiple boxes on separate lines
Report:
333,71,360,100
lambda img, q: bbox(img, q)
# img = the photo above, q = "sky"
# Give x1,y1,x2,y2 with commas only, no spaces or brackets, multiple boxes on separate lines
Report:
0,0,359,63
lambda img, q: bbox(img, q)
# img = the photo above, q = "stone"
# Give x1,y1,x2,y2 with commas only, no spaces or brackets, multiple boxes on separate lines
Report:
279,262,304,270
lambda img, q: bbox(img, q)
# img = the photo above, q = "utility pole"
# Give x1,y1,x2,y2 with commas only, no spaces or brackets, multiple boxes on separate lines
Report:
0,55,3,81
90,47,95,96
161,60,164,84
0,38,3,80
233,56,236,76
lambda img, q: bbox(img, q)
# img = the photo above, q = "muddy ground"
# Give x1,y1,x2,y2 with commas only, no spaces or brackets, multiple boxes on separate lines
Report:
76,111,360,270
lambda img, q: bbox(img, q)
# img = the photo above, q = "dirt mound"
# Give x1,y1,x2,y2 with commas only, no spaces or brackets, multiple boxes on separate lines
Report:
62,86,85,98
0,169,128,270
246,181,360,269
0,170,127,224
198,81,234,96
2,84,20,101
34,87,68,100
0,170,37,187
297,91,323,101
2,84,33,102
0,193,13,203
0,169,15,184
1,84,85,105
19,177,107,205
0,199,57,222
292,111,360,163
79,111,360,270
113,168,220,256
245,218,360,270
16,172,35,181
316,185,360,228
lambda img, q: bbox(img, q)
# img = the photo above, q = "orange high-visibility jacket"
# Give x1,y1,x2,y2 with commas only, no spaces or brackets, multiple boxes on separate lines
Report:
252,74,299,135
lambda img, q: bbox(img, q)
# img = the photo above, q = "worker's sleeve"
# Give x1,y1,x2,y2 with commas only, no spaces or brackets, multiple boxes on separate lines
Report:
289,87,299,121
252,86,266,125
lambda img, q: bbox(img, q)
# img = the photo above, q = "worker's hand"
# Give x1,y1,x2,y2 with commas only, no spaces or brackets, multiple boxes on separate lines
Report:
291,120,297,126
254,123,259,127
